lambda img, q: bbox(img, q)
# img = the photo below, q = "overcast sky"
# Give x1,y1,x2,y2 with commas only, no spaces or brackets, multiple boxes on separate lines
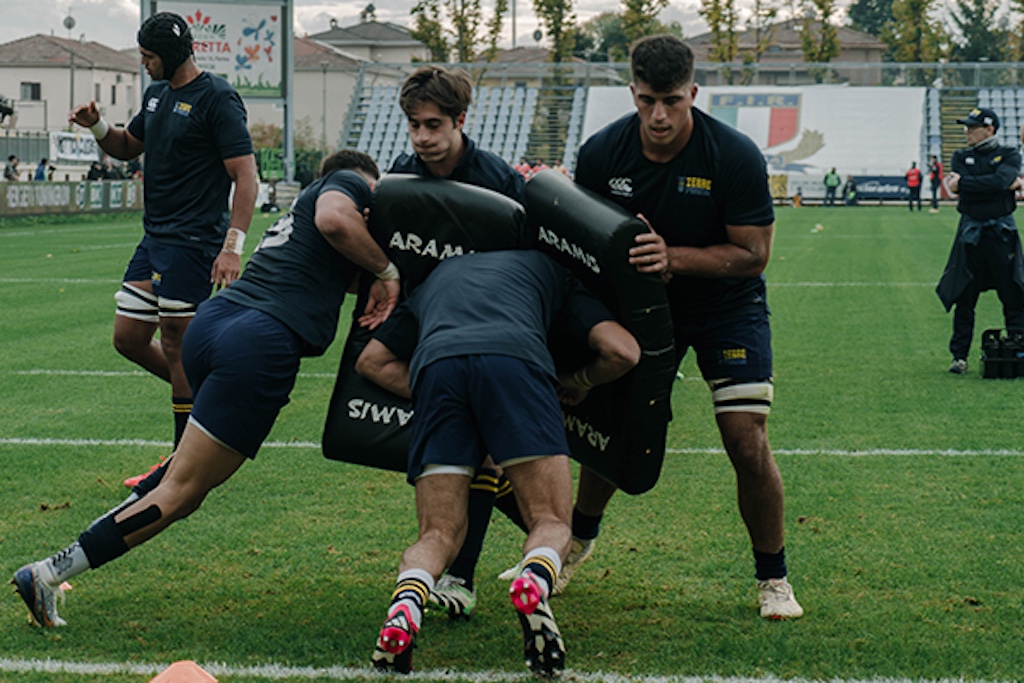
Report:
2,0,710,53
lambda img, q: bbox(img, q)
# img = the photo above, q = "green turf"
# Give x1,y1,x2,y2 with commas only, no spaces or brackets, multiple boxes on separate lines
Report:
1,207,1023,682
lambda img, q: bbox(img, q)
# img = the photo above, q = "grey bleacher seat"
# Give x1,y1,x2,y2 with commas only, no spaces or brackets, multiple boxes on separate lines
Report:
978,91,991,107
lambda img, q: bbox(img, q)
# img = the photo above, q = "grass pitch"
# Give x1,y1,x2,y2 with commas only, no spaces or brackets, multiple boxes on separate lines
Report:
1,206,1023,682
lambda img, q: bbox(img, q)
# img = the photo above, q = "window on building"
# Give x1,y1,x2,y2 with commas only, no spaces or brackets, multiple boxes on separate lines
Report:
111,84,117,105
95,83,101,103
20,82,41,101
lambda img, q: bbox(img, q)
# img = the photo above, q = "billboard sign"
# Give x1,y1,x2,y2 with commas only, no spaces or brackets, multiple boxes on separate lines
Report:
160,2,282,97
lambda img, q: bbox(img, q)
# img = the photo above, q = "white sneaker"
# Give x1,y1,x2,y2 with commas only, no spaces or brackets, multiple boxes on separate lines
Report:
551,537,595,596
757,577,804,619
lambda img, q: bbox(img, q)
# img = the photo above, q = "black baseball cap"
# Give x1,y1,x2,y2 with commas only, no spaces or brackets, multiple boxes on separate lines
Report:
956,107,1000,131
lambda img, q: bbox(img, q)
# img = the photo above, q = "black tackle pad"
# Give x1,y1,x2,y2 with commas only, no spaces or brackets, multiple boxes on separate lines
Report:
526,170,676,494
321,175,531,472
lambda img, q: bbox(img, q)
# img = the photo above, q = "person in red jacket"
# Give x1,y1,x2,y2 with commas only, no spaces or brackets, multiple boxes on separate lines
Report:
906,161,923,211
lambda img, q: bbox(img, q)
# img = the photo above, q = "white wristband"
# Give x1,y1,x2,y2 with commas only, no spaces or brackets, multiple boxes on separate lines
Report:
89,119,110,140
375,261,400,281
222,227,246,255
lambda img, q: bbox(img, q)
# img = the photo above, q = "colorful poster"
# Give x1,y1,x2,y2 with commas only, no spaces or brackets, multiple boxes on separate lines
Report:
160,2,282,98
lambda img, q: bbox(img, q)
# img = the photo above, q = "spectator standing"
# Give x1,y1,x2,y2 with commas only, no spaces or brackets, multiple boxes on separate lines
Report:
4,154,19,181
67,11,258,484
823,167,840,206
937,107,1024,374
843,175,858,206
34,158,49,181
928,154,943,213
906,161,923,211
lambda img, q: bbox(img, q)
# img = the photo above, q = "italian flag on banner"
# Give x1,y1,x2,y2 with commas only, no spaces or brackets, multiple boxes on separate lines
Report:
709,93,801,149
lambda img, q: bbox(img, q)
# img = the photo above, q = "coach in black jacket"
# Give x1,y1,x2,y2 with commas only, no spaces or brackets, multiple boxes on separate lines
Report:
937,107,1024,374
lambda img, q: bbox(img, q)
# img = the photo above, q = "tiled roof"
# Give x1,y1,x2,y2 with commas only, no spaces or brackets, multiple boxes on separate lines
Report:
687,19,886,56
0,34,137,71
308,20,421,46
294,36,363,70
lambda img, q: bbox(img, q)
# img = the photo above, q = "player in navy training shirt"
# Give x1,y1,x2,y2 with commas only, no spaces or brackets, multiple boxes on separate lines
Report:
563,34,803,620
68,12,259,476
13,150,400,630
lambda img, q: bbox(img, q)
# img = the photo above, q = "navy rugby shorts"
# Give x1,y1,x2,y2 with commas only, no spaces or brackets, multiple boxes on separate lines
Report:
675,300,773,382
182,297,302,458
122,235,217,305
406,355,569,483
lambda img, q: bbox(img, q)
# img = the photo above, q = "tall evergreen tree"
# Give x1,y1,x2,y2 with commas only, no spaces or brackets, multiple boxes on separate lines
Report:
947,0,1007,62
847,0,893,37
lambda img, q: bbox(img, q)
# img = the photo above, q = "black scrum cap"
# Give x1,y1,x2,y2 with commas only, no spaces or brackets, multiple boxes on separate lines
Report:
137,12,194,80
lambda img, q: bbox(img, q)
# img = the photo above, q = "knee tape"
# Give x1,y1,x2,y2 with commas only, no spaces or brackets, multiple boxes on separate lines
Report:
115,283,158,323
708,378,773,415
158,297,198,319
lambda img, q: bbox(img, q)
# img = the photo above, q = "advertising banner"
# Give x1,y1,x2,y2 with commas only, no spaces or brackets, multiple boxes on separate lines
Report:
1,181,143,216
160,2,283,97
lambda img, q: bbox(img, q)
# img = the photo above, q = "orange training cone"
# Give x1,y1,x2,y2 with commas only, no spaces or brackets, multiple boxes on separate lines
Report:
149,660,217,683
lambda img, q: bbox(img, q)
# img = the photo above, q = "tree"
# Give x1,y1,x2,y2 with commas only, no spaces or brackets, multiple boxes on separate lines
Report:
534,0,577,62
621,0,669,44
409,0,509,62
742,0,780,63
448,0,485,62
573,7,680,61
698,0,740,63
881,0,945,63
482,0,508,61
1010,0,1024,61
947,0,1008,62
410,0,450,61
799,0,840,64
847,0,893,37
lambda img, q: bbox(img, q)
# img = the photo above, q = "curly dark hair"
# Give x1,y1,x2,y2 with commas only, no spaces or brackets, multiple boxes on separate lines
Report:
399,65,473,123
630,35,694,92
319,149,380,179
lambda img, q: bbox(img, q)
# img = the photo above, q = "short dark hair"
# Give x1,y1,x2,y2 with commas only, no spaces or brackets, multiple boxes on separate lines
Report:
630,34,694,92
399,65,473,122
319,149,380,179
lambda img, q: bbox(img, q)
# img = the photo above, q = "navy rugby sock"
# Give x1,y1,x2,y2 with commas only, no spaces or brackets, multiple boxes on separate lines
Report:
571,507,602,541
494,473,528,532
753,546,788,581
172,396,192,448
446,468,499,589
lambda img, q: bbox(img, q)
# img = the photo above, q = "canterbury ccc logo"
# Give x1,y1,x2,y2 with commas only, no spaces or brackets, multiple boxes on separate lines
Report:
608,177,633,197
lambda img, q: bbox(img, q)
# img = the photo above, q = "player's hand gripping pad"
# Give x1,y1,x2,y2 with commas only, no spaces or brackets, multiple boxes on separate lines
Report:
322,175,531,471
526,170,676,494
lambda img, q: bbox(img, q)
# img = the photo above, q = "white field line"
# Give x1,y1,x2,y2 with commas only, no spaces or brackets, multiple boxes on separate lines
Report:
0,277,938,288
0,277,120,284
0,659,1011,683
14,368,340,379
1,437,1021,458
